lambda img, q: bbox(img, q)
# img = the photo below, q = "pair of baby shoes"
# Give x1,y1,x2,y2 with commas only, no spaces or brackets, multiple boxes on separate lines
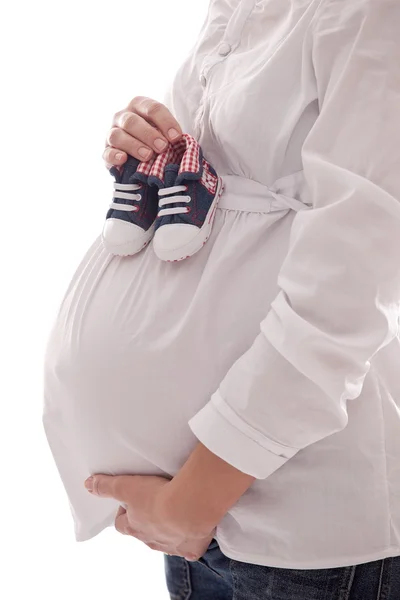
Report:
102,133,224,262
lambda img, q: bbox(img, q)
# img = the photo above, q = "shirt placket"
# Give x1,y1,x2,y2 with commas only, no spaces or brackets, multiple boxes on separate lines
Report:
193,0,258,140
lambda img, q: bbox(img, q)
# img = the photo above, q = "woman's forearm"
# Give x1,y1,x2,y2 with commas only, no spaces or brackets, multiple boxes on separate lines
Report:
159,441,256,539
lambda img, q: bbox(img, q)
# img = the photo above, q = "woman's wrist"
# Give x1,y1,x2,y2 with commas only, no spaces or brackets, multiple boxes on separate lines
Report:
158,441,256,539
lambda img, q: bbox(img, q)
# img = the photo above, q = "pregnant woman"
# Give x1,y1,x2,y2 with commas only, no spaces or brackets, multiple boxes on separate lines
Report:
43,0,400,598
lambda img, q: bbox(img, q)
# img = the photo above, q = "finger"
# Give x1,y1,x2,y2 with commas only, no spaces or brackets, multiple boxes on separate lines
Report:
114,510,132,536
85,474,140,502
177,532,216,561
115,505,126,519
106,127,155,162
113,111,170,155
102,146,127,167
114,505,142,538
127,96,183,143
146,541,171,553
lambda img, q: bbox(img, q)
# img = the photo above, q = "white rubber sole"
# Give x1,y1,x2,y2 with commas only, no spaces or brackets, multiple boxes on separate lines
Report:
153,176,225,263
102,221,155,257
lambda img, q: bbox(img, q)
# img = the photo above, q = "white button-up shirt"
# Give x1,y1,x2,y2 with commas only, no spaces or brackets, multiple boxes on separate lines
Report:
165,0,400,567
43,0,400,570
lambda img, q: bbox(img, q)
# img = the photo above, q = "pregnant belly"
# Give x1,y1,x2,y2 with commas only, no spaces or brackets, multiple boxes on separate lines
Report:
43,209,289,479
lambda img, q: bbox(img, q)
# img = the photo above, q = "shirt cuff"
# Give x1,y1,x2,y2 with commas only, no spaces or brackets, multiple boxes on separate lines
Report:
188,390,298,479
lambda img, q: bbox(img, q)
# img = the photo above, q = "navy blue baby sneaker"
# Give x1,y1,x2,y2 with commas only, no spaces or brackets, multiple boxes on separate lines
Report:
150,133,224,262
102,156,159,256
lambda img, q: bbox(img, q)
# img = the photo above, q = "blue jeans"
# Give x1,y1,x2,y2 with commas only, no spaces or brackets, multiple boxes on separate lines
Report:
164,538,400,599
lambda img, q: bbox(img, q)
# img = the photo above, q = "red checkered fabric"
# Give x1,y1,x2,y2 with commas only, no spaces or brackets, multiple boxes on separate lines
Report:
137,133,202,183
179,134,201,176
136,157,154,176
201,161,218,195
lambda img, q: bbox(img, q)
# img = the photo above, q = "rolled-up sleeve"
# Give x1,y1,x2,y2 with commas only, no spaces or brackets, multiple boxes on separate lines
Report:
188,0,400,479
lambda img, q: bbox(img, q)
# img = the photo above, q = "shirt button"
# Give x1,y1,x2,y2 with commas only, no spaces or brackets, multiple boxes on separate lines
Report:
218,42,232,57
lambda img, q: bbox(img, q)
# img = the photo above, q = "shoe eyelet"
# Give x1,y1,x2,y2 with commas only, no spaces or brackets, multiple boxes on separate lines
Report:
185,185,189,191
186,207,191,213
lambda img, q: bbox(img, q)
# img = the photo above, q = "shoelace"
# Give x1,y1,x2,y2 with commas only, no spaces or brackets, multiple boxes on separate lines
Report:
158,185,191,217
109,182,142,212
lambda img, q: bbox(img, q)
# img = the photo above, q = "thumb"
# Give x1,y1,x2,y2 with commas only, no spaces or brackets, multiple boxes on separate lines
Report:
84,474,132,501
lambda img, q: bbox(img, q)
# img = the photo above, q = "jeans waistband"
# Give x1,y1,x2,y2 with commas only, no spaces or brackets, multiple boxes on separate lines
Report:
218,170,311,214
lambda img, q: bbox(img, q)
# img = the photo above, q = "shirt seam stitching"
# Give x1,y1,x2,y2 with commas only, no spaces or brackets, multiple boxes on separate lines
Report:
213,391,300,456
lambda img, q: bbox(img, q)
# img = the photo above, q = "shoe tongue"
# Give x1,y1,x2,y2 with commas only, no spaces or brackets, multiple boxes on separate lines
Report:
122,155,156,187
163,166,180,189
121,156,141,183
109,156,143,184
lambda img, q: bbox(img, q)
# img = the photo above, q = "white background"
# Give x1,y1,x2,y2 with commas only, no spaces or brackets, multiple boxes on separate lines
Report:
1,1,207,598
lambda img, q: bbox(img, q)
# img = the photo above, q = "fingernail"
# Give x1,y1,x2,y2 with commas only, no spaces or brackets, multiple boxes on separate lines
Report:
168,128,180,141
185,554,197,561
115,152,124,161
139,147,152,159
154,138,167,151
85,477,94,492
